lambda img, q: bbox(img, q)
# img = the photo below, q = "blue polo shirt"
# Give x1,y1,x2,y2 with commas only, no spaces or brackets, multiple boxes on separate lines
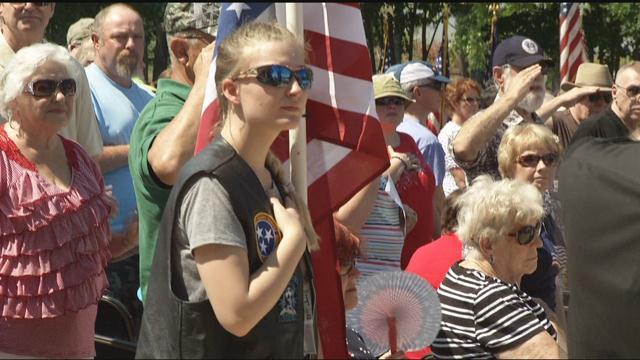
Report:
85,63,154,233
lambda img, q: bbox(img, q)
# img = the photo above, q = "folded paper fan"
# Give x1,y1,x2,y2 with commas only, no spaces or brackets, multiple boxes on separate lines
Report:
346,271,441,356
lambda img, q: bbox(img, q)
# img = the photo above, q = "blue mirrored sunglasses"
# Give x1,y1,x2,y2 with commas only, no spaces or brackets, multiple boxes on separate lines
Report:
234,64,313,90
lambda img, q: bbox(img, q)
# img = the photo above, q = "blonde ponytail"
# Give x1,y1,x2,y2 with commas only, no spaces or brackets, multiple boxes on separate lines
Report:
266,152,320,251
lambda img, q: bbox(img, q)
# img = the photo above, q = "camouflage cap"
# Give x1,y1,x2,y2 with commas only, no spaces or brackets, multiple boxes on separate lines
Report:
164,3,220,37
66,18,94,46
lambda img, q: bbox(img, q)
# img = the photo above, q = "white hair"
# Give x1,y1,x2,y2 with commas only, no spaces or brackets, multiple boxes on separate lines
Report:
455,175,544,249
400,78,434,99
0,43,82,121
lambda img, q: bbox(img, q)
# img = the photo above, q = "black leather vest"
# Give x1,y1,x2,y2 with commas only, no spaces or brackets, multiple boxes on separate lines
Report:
136,137,310,359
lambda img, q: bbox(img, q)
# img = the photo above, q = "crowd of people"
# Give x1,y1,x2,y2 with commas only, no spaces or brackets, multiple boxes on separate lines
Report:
0,2,639,359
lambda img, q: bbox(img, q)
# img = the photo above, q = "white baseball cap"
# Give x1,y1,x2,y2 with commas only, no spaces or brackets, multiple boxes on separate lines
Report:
399,62,450,85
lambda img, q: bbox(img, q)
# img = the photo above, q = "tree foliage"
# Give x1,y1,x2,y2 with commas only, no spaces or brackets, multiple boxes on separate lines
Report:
45,3,640,85
361,3,640,88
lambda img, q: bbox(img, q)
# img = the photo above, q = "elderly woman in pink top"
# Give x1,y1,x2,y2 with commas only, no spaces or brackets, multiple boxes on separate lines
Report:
0,43,129,358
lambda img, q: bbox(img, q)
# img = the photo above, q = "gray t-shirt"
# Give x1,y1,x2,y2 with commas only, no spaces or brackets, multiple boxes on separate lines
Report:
172,173,317,355
173,175,246,302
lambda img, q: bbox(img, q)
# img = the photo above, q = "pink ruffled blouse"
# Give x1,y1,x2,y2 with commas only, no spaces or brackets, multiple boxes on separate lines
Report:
0,128,111,358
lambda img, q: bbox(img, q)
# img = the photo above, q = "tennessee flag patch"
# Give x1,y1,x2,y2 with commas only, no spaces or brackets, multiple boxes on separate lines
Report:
254,212,281,262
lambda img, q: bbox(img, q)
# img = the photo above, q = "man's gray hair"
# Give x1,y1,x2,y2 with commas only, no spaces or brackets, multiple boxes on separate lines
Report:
400,78,435,99
93,3,139,37
615,61,640,82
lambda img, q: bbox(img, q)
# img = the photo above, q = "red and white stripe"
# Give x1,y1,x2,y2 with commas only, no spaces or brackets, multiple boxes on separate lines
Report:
197,2,388,223
560,3,589,84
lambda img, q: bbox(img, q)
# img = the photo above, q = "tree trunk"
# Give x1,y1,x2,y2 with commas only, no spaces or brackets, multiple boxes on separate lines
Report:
407,3,418,60
361,4,377,73
392,4,404,63
421,17,428,60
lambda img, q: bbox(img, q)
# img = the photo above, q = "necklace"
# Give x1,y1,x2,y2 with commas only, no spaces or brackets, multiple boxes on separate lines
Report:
460,257,497,278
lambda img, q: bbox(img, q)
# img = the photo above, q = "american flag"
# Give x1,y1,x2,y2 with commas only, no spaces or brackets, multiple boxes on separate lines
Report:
560,3,589,84
434,44,448,77
484,18,499,88
194,3,389,358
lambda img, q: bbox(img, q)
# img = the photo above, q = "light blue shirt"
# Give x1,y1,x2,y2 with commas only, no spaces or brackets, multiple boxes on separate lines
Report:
85,63,154,233
397,114,445,186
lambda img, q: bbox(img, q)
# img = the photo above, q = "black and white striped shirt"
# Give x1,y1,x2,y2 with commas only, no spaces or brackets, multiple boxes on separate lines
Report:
432,262,556,359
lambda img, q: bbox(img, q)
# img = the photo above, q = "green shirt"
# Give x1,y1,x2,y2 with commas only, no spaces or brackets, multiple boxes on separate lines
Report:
129,78,191,302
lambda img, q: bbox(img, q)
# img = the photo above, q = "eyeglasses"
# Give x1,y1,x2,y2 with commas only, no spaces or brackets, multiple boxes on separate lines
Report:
461,96,481,104
234,64,313,90
516,153,559,168
24,79,77,98
339,258,357,276
586,92,612,104
616,84,640,98
375,97,405,106
507,221,542,245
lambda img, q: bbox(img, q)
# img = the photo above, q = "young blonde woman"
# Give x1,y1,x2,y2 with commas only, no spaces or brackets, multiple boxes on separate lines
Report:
136,22,320,358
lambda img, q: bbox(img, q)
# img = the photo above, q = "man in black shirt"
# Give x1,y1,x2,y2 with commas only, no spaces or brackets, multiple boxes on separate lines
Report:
559,128,640,357
571,61,640,144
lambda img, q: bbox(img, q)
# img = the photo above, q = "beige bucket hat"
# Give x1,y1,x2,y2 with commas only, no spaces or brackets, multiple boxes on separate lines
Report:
560,62,613,92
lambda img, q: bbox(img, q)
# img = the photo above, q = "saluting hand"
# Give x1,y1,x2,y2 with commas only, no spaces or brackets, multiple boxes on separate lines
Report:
502,64,544,103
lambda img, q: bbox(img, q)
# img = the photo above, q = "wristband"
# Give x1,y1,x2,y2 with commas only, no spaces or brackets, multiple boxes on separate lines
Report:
391,155,409,169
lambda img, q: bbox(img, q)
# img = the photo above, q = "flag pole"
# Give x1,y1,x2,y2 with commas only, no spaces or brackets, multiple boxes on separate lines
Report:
380,14,391,73
286,3,308,204
439,4,449,130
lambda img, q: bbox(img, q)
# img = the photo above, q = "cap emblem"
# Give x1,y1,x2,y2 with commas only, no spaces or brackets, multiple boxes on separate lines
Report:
522,39,538,54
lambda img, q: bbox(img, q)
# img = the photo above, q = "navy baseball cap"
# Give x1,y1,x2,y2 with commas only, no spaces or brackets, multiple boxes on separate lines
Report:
492,35,554,68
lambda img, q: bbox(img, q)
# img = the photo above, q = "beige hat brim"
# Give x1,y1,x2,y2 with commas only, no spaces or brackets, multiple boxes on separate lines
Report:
560,82,612,93
374,91,414,107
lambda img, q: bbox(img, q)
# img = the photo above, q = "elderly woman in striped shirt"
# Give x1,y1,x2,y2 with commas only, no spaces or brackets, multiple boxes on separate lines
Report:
431,176,566,359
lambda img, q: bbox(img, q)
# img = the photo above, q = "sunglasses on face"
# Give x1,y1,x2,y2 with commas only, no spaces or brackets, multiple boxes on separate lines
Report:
516,153,559,168
586,92,612,104
461,96,481,104
24,78,77,98
616,84,640,98
507,221,542,245
339,258,357,276
234,64,313,90
375,97,405,106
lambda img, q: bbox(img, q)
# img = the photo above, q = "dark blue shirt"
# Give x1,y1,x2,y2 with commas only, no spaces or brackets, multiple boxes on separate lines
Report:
520,214,559,311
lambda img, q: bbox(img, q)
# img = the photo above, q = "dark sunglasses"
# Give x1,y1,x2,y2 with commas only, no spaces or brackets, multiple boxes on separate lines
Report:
24,78,77,98
234,64,313,90
339,258,357,276
461,96,481,104
586,92,612,103
375,97,405,106
507,221,542,245
616,84,640,98
516,153,559,168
